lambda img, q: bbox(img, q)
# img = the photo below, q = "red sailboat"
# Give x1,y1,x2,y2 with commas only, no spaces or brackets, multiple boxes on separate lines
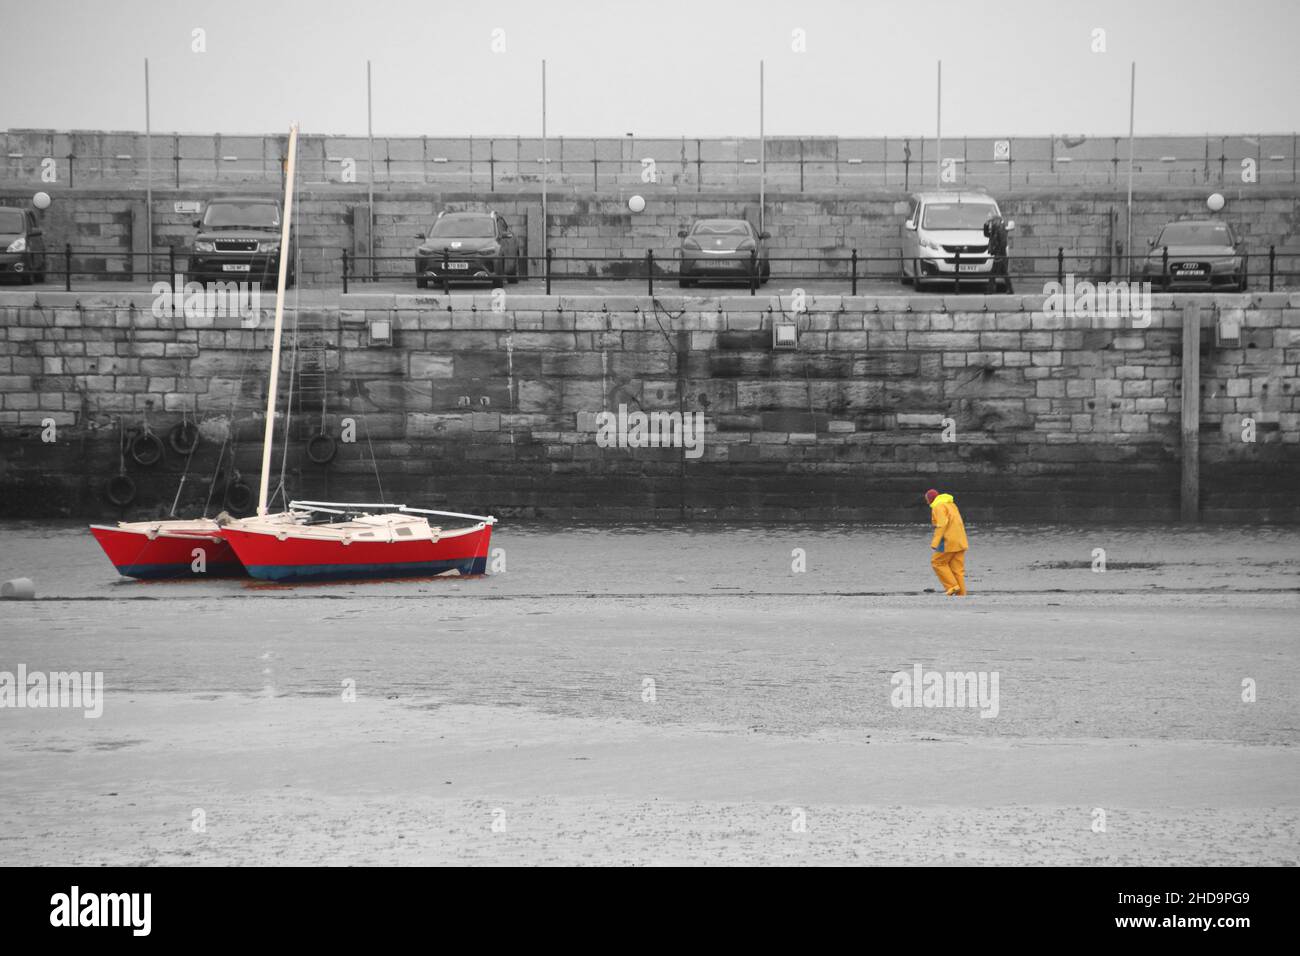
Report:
219,502,494,583
89,519,243,579
91,124,497,584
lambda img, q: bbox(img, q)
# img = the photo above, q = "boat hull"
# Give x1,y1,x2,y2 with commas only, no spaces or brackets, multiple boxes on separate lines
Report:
89,523,246,579
219,522,493,583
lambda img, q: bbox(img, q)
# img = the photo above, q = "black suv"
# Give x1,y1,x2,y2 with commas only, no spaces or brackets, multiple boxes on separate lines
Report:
0,206,48,284
188,197,294,287
414,211,522,288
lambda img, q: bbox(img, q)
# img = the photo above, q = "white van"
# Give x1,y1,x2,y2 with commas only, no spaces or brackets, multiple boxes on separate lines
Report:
901,191,1013,291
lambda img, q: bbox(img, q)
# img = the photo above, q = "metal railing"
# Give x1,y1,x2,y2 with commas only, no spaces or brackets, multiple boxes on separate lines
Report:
3,244,1294,295
338,248,1296,296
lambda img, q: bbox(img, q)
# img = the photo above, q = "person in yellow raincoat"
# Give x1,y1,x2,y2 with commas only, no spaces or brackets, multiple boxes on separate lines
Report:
925,488,968,596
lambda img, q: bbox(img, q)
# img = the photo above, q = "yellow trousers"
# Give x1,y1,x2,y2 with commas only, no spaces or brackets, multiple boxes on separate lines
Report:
931,549,968,595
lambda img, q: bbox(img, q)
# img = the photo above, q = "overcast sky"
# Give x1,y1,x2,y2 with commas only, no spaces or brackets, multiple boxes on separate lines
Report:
4,0,1298,138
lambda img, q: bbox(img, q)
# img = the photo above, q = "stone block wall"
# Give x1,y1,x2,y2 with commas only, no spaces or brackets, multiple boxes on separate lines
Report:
1,291,1297,523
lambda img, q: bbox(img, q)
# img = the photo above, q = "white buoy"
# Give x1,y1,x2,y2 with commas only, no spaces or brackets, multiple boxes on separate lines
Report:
33,192,51,211
628,195,646,213
1,577,35,600
1207,192,1225,212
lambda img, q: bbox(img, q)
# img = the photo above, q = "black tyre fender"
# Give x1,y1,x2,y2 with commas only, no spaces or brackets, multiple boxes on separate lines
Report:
224,481,254,514
130,431,165,467
106,474,137,507
307,432,337,465
168,421,201,455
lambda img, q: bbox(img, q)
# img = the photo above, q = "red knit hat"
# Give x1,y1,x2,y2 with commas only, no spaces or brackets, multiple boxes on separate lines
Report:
924,489,939,504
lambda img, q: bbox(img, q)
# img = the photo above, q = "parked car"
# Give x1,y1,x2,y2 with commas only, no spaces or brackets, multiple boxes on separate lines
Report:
188,196,294,287
1137,219,1246,291
414,211,521,288
901,191,1013,290
0,206,48,284
677,219,770,287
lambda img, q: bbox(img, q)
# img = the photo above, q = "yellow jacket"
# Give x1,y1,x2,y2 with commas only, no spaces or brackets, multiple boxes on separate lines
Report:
929,493,968,552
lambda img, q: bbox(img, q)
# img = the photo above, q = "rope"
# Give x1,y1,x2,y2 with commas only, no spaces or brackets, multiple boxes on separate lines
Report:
202,322,256,517
353,380,386,504
271,302,300,512
269,142,306,513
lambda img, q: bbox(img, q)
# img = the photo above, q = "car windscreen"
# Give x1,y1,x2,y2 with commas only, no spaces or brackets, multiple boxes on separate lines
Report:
0,210,25,234
202,202,280,228
693,221,751,236
430,218,495,238
922,203,997,230
1156,222,1232,246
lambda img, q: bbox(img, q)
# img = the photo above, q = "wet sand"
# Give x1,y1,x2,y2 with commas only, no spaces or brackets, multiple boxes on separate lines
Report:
0,523,1297,865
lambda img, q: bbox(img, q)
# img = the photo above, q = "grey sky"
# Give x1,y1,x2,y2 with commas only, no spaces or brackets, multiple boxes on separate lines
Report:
4,0,1298,137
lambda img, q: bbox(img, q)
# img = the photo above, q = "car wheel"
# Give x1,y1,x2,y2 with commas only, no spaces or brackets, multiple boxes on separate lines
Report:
1237,273,1247,293
20,270,33,286
912,260,926,292
679,278,693,288
416,275,428,289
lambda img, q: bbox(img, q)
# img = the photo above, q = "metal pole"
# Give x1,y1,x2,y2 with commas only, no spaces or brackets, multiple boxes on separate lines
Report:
759,59,765,234
1180,302,1201,523
257,124,300,517
541,59,548,281
1125,61,1136,271
936,61,942,187
144,58,152,282
367,61,375,282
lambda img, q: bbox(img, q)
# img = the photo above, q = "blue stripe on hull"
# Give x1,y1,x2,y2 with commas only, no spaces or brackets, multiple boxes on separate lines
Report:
117,562,247,580
245,556,488,583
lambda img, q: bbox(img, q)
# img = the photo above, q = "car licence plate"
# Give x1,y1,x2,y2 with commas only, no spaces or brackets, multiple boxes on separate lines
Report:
1175,263,1206,276
442,261,469,270
958,264,983,273
223,264,252,272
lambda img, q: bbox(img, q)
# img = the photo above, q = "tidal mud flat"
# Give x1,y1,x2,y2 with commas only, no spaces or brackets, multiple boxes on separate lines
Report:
0,522,1297,865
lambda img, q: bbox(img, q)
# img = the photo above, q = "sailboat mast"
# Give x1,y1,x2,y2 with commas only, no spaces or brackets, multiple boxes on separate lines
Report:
256,123,299,516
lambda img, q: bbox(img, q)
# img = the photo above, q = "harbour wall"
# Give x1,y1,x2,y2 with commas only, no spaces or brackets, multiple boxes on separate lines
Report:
1,290,1297,523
